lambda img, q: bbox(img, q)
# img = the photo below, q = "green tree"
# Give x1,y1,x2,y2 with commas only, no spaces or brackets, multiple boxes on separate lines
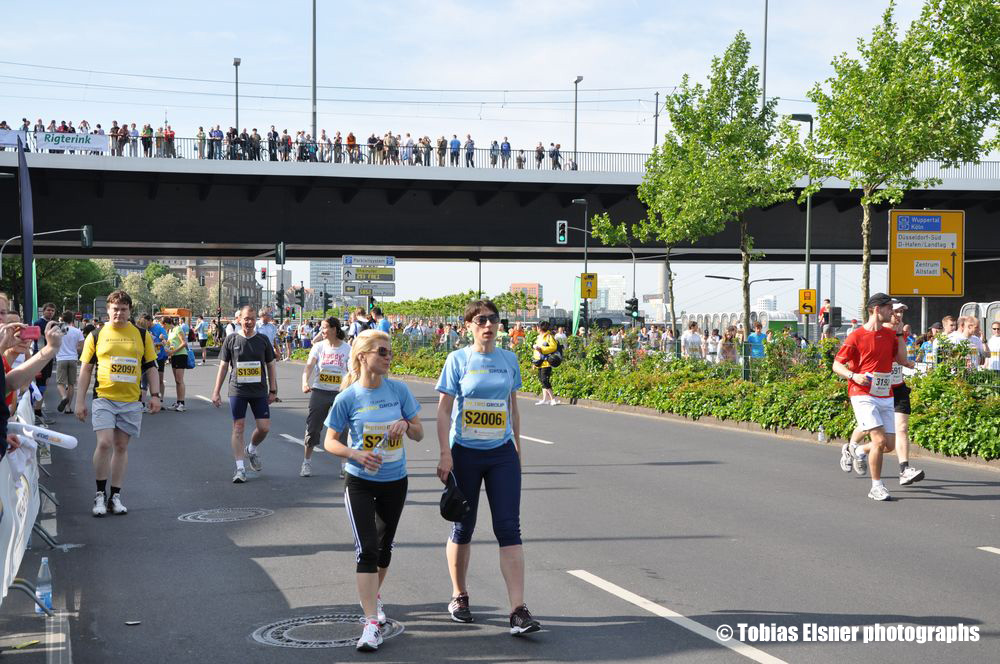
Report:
177,278,210,314
922,0,1000,109
598,32,803,334
120,273,153,314
151,274,182,309
0,258,117,315
805,3,994,318
144,261,171,286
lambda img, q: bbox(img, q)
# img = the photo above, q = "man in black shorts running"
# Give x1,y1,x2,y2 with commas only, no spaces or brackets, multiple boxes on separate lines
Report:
210,306,277,483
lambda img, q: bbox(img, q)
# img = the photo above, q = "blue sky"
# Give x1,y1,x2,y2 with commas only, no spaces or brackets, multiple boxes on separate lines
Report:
2,0,928,314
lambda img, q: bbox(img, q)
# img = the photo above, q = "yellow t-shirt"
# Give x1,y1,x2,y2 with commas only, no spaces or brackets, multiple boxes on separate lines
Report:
532,331,559,368
79,323,157,403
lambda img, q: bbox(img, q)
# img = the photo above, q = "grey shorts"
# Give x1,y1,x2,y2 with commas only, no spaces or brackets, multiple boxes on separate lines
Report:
92,398,143,438
56,360,78,387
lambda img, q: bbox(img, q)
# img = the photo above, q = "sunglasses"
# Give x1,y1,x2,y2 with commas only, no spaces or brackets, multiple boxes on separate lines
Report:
471,314,500,326
368,347,392,357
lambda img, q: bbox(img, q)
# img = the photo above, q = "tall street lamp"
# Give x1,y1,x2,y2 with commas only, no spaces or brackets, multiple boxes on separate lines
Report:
311,0,317,142
233,58,241,134
790,113,814,341
572,197,589,330
573,75,583,165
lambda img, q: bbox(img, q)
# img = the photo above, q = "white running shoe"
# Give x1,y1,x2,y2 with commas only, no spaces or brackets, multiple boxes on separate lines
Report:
549,399,559,406
175,402,187,413
232,468,247,484
356,621,383,652
166,402,180,411
300,461,312,477
849,442,867,476
534,400,546,405
361,596,387,625
109,494,128,515
899,466,925,486
839,444,853,473
92,492,107,517
868,484,891,501
245,445,262,472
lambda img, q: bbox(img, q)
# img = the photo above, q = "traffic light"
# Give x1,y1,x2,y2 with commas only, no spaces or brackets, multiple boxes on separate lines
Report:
296,288,305,308
578,300,588,323
290,307,297,320
275,241,286,265
80,224,93,249
322,291,332,311
625,297,639,319
276,291,285,308
260,267,267,280
556,220,568,245
368,296,376,311
284,306,292,319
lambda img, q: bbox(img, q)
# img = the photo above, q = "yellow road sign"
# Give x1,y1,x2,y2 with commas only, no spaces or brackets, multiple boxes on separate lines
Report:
798,289,817,315
888,210,964,297
342,266,395,282
581,273,597,299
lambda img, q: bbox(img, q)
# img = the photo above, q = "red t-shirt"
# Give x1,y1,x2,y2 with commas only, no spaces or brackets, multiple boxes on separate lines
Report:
835,326,898,398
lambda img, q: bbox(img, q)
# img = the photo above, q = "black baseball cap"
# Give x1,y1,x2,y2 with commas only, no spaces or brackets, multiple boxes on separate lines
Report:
866,292,893,309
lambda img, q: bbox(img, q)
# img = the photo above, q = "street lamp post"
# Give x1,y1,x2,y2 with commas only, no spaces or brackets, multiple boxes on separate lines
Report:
572,198,589,330
233,58,241,136
77,276,118,314
790,113,814,341
573,76,583,166
706,274,792,379
312,0,317,143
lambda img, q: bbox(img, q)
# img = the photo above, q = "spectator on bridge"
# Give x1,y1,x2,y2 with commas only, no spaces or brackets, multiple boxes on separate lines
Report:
464,134,475,167
79,119,91,134
268,126,279,161
403,133,413,164
449,134,461,165
196,126,206,159
240,128,250,160
501,137,511,167
318,129,330,162
549,143,562,170
490,140,499,167
164,125,176,157
129,123,139,157
139,123,152,157
155,127,164,157
437,136,447,166
516,150,526,169
333,131,343,163
347,131,358,162
109,121,121,156
118,121,130,156
535,142,544,168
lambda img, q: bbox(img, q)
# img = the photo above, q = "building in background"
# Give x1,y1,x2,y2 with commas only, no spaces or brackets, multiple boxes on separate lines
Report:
509,282,543,318
113,258,261,312
595,275,626,313
755,295,778,312
309,260,343,298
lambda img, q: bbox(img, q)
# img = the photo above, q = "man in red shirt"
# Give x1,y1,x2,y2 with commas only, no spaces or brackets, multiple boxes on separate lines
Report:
832,293,909,501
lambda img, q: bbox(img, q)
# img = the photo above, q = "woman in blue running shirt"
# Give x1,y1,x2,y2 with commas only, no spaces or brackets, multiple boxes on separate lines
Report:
435,299,541,635
323,329,423,652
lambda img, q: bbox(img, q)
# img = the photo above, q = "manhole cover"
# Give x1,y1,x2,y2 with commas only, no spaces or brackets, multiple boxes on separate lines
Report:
252,614,405,649
177,507,274,523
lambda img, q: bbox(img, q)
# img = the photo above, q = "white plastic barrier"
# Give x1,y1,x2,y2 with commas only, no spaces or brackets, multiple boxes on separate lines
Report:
0,392,75,605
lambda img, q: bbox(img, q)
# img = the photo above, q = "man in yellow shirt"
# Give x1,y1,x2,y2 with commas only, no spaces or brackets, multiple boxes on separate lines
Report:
76,290,160,517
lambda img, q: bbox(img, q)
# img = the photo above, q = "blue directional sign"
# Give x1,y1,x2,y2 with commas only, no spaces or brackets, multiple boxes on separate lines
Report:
896,215,942,232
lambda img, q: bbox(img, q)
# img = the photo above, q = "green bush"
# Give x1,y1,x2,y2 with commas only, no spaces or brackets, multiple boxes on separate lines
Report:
385,339,998,461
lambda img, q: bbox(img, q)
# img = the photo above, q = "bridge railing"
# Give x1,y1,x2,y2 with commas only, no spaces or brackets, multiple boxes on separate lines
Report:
10,133,653,173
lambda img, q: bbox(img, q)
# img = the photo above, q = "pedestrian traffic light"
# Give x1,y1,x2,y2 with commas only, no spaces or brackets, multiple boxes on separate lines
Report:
556,220,568,245
578,300,588,322
284,306,292,318
296,288,305,308
260,267,267,280
290,308,297,320
80,224,93,249
275,241,286,265
368,296,376,311
322,291,332,311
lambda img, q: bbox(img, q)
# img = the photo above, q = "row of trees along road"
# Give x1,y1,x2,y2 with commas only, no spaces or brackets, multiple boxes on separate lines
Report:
594,0,999,328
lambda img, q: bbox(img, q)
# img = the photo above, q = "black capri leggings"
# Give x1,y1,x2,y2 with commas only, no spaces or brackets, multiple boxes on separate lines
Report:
344,474,408,573
304,389,337,447
538,366,553,390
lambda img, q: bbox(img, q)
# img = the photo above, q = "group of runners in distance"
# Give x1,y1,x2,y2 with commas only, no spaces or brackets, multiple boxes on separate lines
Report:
61,292,539,652
5,284,949,652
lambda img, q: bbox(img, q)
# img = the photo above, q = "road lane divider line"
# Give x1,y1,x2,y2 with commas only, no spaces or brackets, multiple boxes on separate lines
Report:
977,546,1000,556
567,569,788,664
521,435,555,445
195,395,213,403
280,433,326,454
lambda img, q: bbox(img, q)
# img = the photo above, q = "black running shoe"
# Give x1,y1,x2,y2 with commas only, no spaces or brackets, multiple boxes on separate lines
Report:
448,593,474,623
57,397,69,413
509,604,541,635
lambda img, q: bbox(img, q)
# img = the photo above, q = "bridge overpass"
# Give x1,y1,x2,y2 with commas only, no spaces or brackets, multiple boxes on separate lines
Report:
2,151,999,267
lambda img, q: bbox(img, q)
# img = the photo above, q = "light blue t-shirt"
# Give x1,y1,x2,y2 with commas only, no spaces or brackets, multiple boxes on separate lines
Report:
150,323,168,361
436,346,521,450
325,377,420,482
747,332,767,358
195,320,210,338
376,318,392,334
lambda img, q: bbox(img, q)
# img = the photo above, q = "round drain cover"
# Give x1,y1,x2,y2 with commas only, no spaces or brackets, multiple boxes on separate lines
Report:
177,507,274,523
252,614,404,649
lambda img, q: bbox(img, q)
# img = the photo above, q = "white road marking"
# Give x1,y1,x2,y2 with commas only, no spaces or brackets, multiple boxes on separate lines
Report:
568,570,788,664
195,395,213,403
977,546,1000,556
521,435,555,445
280,433,325,453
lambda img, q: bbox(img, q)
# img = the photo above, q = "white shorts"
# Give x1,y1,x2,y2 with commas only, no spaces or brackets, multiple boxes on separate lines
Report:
850,394,895,434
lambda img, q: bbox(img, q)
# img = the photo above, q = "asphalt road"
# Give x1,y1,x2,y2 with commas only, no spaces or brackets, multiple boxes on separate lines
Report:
1,358,998,663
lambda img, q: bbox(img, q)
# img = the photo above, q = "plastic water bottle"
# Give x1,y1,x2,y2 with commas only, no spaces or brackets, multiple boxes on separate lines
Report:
365,446,383,476
34,557,52,614
818,426,827,443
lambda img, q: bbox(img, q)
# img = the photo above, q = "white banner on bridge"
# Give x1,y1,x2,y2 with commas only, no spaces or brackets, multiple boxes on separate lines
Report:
0,130,28,148
34,131,108,152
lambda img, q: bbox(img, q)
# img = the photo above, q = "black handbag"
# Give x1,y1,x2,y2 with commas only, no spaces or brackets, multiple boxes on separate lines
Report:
440,472,471,522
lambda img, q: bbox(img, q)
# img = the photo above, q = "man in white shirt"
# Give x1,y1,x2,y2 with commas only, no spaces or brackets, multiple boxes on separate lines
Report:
554,326,568,344
986,320,1000,371
55,310,85,414
681,321,703,359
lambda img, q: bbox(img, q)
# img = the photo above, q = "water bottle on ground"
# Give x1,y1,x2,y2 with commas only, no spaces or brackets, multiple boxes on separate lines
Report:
35,556,52,614
818,426,827,443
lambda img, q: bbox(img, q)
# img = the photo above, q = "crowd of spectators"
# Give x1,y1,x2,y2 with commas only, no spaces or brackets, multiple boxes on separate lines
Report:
3,116,578,169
